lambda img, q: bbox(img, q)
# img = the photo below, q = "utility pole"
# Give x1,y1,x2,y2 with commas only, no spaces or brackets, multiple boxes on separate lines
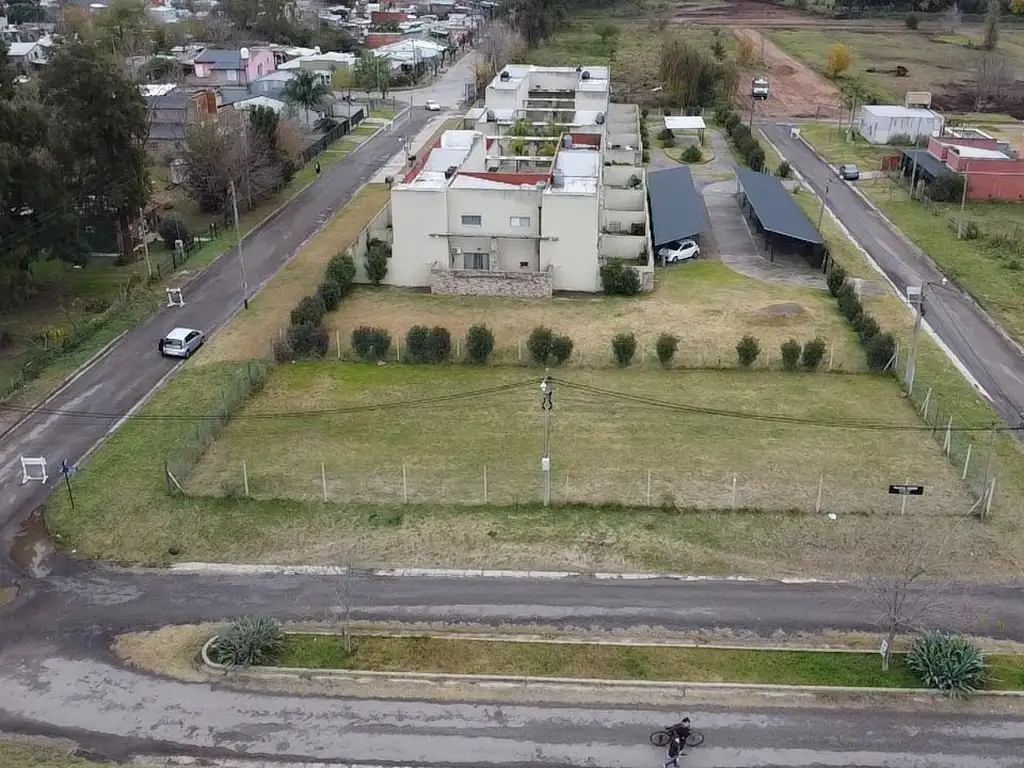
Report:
540,373,553,507
905,285,924,394
957,173,969,238
138,208,153,280
748,94,756,129
980,422,998,520
228,180,249,310
817,180,830,230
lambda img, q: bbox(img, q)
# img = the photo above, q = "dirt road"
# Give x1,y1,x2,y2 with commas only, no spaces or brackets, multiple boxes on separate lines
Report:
733,28,841,118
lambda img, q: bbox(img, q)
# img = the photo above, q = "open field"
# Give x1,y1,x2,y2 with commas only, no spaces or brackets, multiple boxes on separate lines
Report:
318,261,865,370
796,123,902,170
734,29,841,119
858,179,1024,344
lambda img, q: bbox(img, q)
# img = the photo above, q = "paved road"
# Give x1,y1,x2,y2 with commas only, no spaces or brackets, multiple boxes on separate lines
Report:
762,124,1024,430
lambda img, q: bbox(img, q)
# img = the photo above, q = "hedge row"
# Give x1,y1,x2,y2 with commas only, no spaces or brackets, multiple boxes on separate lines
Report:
714,105,766,172
826,263,897,373
276,252,357,361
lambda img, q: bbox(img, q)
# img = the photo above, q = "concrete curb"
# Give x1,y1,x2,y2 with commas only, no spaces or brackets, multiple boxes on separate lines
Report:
199,636,1024,698
0,329,129,443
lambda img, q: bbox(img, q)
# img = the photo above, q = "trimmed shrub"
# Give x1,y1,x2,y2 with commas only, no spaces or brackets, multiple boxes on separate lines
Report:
405,325,453,364
351,325,391,361
802,337,827,370
405,325,429,362
662,132,676,148
656,332,679,367
611,332,637,367
317,279,344,311
907,631,986,698
325,252,357,293
287,323,329,358
963,221,980,240
776,161,791,179
527,326,554,365
272,337,295,363
466,324,495,364
724,113,741,133
736,334,761,368
365,238,390,286
837,282,863,322
599,261,641,295
680,144,702,163
657,127,674,141
905,11,919,29
826,264,848,297
855,312,881,343
550,334,574,365
865,331,896,372
157,215,190,250
780,339,801,371
209,615,284,668
290,295,326,327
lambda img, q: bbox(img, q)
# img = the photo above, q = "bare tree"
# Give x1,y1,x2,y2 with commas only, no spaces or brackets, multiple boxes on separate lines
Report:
975,52,1015,111
944,2,963,35
855,518,964,672
327,542,359,653
475,21,522,92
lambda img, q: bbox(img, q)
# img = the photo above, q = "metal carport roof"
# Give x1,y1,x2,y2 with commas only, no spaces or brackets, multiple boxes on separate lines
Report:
647,166,706,247
901,149,953,179
736,168,823,246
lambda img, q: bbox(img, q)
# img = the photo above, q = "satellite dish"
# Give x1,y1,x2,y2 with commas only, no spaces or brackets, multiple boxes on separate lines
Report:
827,513,837,520
314,46,322,54
240,47,250,60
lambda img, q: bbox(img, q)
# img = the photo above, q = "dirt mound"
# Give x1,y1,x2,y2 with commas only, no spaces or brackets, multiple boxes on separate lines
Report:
776,64,795,76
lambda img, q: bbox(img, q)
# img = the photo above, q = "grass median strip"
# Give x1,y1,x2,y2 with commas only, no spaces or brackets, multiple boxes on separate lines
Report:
257,634,1024,690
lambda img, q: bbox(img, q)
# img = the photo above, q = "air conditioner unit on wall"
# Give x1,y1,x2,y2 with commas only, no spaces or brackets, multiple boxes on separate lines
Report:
451,247,462,256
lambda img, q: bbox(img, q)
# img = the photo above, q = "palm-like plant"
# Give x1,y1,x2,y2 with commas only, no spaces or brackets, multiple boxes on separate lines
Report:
282,70,330,112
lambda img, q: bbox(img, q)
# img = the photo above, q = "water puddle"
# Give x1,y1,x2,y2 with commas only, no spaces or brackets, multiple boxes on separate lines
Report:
8,508,55,579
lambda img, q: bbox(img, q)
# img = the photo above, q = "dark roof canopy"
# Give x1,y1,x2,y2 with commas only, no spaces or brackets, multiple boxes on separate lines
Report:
901,148,952,179
736,168,823,246
194,49,243,69
647,166,706,247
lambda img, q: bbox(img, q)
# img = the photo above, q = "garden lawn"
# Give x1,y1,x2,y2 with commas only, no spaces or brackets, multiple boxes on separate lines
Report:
797,123,901,171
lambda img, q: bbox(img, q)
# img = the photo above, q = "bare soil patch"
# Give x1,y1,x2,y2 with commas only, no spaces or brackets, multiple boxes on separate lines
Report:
733,29,841,118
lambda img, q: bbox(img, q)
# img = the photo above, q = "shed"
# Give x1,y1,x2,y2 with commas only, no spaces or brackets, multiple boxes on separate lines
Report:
858,105,944,145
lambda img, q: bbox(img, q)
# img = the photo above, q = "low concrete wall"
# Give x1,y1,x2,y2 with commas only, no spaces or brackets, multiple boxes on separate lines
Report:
430,267,553,298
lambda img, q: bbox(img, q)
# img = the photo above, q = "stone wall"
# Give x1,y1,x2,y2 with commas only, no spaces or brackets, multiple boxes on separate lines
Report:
430,268,553,298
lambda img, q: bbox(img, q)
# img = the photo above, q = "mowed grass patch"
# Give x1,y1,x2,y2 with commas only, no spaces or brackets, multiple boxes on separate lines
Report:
796,123,902,170
329,260,866,369
0,740,117,768
860,180,1024,343
198,184,389,364
271,634,930,688
186,364,969,515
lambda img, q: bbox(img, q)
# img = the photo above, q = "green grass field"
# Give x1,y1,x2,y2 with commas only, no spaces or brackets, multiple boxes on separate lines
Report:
0,741,114,768
797,123,902,170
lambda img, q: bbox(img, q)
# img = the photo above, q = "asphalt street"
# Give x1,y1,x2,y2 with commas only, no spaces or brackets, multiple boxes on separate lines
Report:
762,124,1024,430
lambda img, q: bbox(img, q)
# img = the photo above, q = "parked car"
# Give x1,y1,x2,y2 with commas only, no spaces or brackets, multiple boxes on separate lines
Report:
658,239,701,264
424,100,442,111
158,327,205,359
838,164,860,181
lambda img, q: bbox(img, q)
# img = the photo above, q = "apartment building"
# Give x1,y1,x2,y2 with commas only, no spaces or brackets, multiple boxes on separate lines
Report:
387,64,650,297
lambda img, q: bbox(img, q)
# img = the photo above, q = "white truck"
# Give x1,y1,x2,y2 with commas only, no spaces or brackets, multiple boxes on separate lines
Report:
752,76,769,100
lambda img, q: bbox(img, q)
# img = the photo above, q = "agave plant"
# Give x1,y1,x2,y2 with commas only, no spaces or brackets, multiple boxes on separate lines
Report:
209,616,284,668
906,630,987,699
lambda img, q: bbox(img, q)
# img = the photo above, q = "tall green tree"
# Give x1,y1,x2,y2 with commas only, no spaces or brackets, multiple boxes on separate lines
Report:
40,40,150,261
356,52,392,99
5,0,46,24
282,69,331,112
94,0,153,59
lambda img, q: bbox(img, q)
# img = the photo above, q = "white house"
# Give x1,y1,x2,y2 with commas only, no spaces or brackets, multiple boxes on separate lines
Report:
6,41,48,70
386,64,651,297
858,105,944,145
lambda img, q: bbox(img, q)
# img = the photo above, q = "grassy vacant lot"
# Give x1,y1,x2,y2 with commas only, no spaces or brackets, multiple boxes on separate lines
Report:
184,364,967,514
0,741,112,768
325,261,865,369
859,179,1024,343
797,123,902,170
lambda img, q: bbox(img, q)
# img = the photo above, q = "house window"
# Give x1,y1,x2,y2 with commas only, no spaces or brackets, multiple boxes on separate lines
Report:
519,261,530,269
465,252,489,270
461,214,482,226
510,216,531,228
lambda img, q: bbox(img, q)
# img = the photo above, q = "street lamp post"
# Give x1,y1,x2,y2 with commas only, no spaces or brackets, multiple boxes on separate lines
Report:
817,180,830,230
905,279,948,394
540,374,553,507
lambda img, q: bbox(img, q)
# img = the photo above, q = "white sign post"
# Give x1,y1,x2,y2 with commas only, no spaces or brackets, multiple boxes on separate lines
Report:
20,456,48,485
166,287,185,308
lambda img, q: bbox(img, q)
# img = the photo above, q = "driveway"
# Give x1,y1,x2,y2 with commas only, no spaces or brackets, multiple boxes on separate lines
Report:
0,65,475,580
763,123,1024,430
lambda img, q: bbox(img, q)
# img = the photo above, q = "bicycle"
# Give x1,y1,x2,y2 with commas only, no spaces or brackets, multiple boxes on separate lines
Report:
650,729,705,749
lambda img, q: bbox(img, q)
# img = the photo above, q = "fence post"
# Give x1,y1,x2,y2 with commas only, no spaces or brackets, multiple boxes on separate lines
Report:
962,443,973,481
396,340,401,363
402,463,408,503
518,339,523,362
483,465,488,504
828,343,834,372
731,474,737,510
984,478,996,519
242,460,249,497
337,330,342,360
321,462,328,502
921,388,932,421
646,469,652,506
456,338,461,360
943,417,952,455
815,473,824,514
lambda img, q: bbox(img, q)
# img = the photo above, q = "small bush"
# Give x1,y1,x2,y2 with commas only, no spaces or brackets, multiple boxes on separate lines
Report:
317,279,344,312
907,631,986,699
656,332,679,367
287,323,329,358
826,264,848,297
905,11,919,29
865,331,896,372
746,145,766,172
599,261,641,295
855,312,881,343
405,325,453,364
724,112,741,133
680,144,702,163
550,334,574,365
837,282,863,322
365,238,390,285
780,339,801,371
736,334,761,368
290,295,326,327
527,326,554,365
351,325,391,361
657,127,674,141
325,252,357,293
272,337,295,363
776,161,791,179
611,332,637,366
466,324,494,363
802,337,827,370
962,221,980,240
209,615,284,668
662,132,676,148
157,216,190,250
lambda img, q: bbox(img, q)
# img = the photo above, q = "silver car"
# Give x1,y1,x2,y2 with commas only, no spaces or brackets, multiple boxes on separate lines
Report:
159,326,204,358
